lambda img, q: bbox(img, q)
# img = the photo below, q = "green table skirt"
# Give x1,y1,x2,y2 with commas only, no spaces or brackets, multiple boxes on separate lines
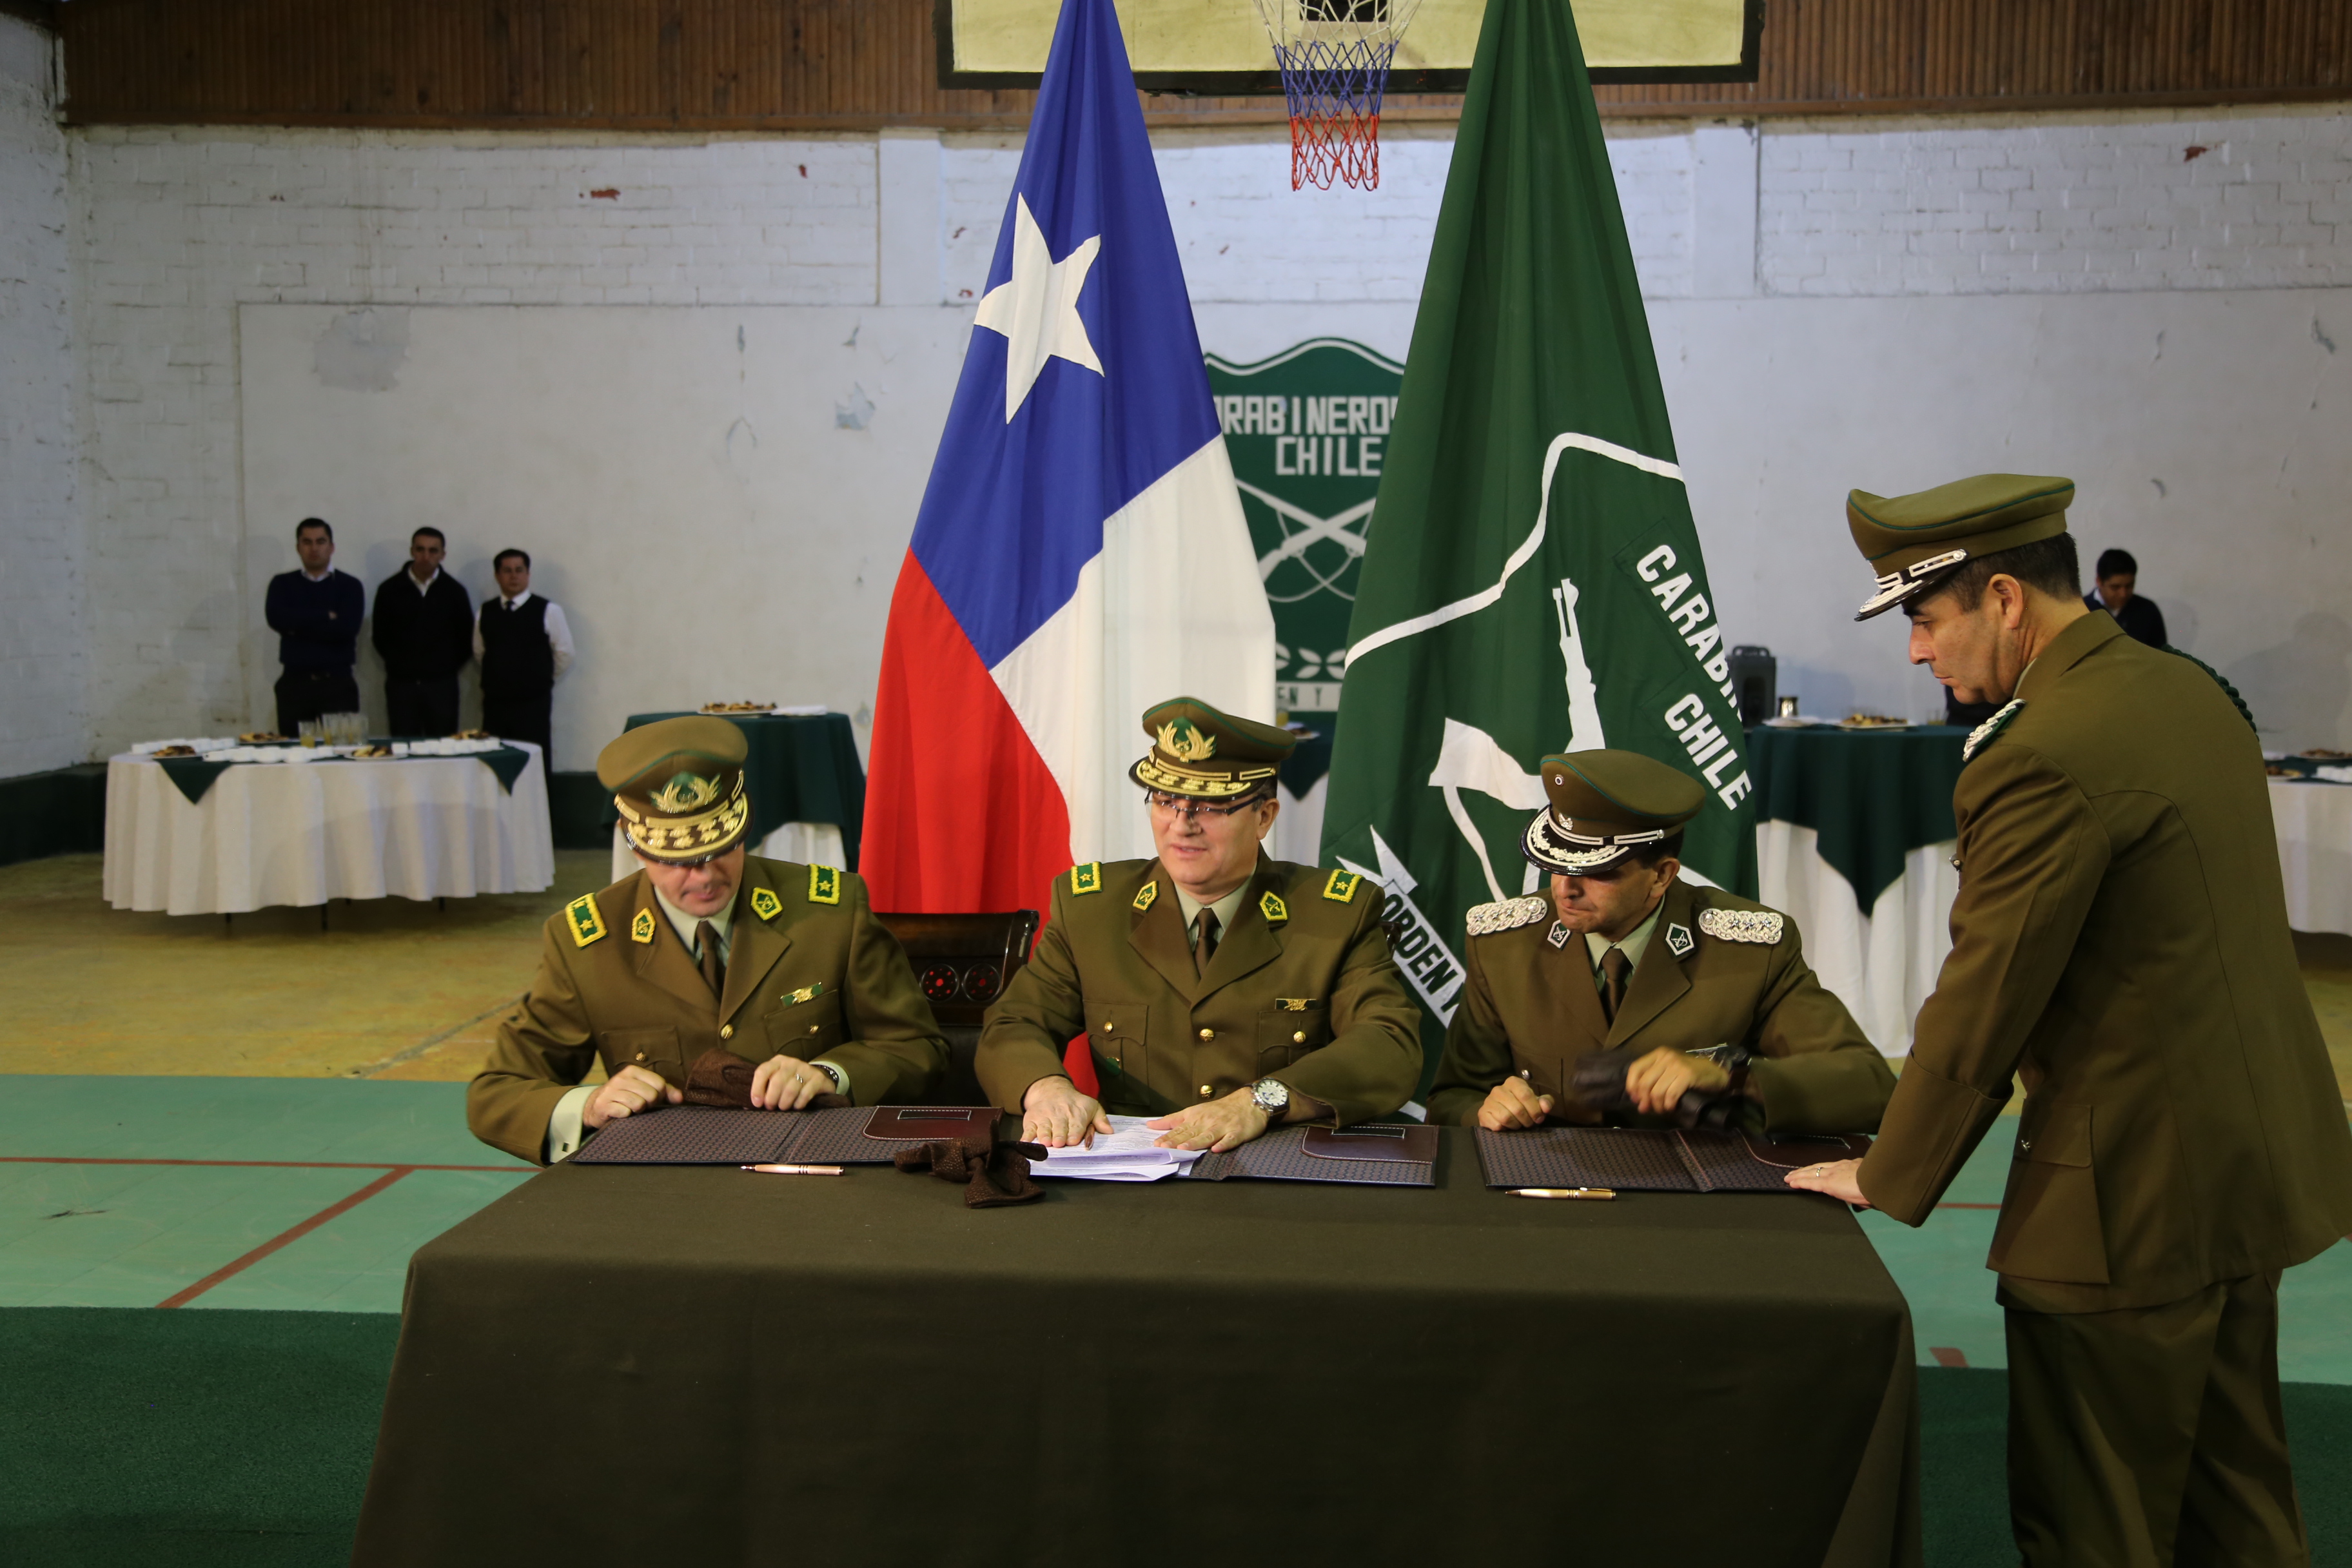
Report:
355,1128,1921,1567
1746,724,1968,911
601,711,865,870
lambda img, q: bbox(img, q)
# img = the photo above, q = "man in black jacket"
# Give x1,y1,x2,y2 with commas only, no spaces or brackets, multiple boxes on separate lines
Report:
475,548,574,765
372,527,475,736
2085,547,2168,648
264,517,364,734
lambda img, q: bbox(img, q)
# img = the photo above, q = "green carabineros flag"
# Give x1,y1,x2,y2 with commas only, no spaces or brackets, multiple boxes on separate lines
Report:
1319,0,1758,1081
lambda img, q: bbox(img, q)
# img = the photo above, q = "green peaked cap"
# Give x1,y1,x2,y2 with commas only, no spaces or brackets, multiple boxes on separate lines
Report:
1848,473,2075,620
1129,696,1296,800
1522,749,1705,874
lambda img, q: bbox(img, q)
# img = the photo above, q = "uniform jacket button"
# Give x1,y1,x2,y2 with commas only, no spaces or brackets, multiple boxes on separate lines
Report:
634,1052,646,1062
1198,1027,1215,1042
1199,1084,1213,1097
720,1024,733,1041
1293,1030,1306,1044
807,1024,820,1035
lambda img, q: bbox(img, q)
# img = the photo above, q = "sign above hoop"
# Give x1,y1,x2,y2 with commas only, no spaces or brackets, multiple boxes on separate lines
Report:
939,0,1761,92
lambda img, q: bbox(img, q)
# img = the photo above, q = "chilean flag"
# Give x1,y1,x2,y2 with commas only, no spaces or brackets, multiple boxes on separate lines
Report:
863,0,1274,917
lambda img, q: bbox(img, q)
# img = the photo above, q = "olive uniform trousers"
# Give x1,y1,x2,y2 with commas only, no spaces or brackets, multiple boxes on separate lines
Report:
2004,1271,2306,1567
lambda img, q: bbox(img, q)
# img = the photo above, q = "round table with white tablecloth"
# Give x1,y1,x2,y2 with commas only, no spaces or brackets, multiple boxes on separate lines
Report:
104,743,554,916
2268,776,2352,936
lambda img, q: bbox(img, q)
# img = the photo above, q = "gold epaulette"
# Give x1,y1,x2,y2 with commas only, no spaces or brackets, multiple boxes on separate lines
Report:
565,894,608,947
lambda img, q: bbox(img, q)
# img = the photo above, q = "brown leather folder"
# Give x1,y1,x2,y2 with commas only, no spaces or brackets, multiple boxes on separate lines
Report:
1302,1124,1440,1165
861,1106,1002,1143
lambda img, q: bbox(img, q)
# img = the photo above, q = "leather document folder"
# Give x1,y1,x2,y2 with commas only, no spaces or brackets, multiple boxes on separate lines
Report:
1186,1123,1436,1186
573,1104,1004,1166
1475,1126,1873,1191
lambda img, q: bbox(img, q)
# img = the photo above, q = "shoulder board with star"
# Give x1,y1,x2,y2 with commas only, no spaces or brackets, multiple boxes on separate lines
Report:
1963,699,2024,763
1068,862,1104,896
564,893,608,948
1320,869,1363,904
1465,895,1552,937
807,865,841,905
1697,906,1784,945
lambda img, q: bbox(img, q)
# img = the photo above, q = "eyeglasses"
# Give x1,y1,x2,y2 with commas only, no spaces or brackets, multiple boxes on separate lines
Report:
1146,790,1271,821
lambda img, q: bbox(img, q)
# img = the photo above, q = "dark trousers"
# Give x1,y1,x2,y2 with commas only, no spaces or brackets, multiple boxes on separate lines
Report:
384,677,461,738
482,692,553,768
275,668,359,734
2007,1271,2306,1567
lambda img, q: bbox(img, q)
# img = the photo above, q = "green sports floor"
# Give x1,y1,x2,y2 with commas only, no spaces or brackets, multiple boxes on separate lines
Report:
1,854,2348,1564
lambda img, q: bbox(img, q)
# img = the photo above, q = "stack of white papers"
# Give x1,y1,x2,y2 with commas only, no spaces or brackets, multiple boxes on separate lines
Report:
1030,1116,1206,1182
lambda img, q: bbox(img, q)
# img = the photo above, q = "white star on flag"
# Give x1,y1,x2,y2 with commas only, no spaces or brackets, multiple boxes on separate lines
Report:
972,194,1103,422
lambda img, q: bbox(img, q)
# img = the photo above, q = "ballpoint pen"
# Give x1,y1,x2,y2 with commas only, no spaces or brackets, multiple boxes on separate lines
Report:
1507,1187,1615,1200
741,1164,846,1175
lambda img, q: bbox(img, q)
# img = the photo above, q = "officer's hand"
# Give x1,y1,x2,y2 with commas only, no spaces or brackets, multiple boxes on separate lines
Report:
1477,1075,1554,1130
1784,1157,1868,1206
1624,1046,1730,1115
1148,1090,1269,1153
1023,1077,1112,1148
750,1054,834,1111
582,1064,681,1129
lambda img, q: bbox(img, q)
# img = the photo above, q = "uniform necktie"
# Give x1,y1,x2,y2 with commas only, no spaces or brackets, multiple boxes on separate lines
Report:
1194,909,1220,978
694,919,725,999
1600,947,1632,1024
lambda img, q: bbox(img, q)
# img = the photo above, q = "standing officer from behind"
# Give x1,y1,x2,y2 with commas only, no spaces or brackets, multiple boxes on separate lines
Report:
1427,749,1892,1135
372,526,475,736
468,716,947,1164
1788,475,2352,1567
979,698,1421,1152
263,517,364,734
474,548,573,765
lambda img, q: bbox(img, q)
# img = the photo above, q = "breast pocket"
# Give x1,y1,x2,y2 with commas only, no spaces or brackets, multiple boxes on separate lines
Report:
762,990,845,1059
1090,1002,1151,1084
1988,1101,2110,1286
602,1025,685,1086
1254,1001,1330,1075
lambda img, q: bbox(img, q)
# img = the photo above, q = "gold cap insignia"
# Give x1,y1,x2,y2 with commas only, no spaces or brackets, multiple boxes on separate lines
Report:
630,907,656,944
808,865,841,905
1132,880,1159,913
566,894,607,948
649,771,720,814
1259,890,1288,925
750,887,783,922
1156,718,1216,763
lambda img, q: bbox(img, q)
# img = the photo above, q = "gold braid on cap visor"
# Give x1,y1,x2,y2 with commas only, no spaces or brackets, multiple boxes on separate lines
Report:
615,771,750,860
1523,810,1667,872
1130,754,1280,799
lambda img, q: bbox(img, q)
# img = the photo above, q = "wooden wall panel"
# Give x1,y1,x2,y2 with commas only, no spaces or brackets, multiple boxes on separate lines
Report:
54,0,2352,129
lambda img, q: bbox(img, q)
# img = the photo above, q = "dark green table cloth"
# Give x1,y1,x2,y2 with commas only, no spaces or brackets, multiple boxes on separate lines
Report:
354,1128,1921,1567
600,711,865,870
155,745,534,805
1746,725,1969,911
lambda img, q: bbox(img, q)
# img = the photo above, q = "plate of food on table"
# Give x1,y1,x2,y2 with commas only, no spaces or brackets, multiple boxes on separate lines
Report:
699,701,776,714
1838,713,1912,730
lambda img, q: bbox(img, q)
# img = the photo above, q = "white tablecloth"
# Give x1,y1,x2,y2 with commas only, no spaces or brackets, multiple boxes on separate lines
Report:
1755,820,1959,1057
607,821,847,884
105,745,554,916
2270,778,2352,936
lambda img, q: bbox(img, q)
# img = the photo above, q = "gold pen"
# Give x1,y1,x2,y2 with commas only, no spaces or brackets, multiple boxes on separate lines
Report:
741,1164,846,1175
1507,1186,1615,1200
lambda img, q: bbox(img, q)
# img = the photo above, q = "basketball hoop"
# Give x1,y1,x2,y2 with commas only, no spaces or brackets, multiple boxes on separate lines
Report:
1251,0,1423,191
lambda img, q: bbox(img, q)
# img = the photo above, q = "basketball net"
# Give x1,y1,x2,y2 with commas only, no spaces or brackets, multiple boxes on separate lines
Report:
1251,0,1424,191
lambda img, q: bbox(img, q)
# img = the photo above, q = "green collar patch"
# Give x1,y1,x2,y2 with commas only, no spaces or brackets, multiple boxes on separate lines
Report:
566,894,607,948
749,887,783,922
630,907,657,944
1259,890,1289,925
1132,879,1159,913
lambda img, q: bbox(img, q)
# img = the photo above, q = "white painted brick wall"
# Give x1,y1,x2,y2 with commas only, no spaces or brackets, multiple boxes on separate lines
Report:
1759,106,2352,295
0,16,83,778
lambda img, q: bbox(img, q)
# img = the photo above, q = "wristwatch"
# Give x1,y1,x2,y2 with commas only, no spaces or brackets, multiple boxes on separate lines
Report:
811,1060,848,1097
1250,1077,1291,1123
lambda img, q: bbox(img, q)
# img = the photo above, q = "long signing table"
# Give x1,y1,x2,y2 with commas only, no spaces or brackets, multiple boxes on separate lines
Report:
354,1128,1921,1567
104,742,553,916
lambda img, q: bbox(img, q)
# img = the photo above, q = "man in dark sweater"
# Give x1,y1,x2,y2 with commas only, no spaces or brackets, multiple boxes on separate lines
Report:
2085,546,2169,648
474,548,574,765
264,518,366,734
372,527,475,736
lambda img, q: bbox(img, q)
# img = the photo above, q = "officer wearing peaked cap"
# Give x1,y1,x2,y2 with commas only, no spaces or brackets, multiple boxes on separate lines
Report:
1426,749,1892,1135
1787,475,2352,1565
977,697,1422,1153
468,716,947,1164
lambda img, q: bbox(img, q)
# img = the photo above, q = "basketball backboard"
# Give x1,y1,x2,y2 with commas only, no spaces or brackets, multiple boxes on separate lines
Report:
937,0,1763,92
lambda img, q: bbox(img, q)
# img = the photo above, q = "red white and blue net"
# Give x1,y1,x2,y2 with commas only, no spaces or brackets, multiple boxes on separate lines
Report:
1253,0,1423,191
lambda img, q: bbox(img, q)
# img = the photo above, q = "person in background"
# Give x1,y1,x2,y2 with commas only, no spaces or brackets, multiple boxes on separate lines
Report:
474,549,573,766
371,526,475,736
2086,547,2168,648
263,516,364,735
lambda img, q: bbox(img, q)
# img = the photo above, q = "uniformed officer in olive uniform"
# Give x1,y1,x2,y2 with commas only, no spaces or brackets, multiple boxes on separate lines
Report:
977,698,1422,1152
1787,475,2352,1567
468,717,948,1164
1427,749,1893,1134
